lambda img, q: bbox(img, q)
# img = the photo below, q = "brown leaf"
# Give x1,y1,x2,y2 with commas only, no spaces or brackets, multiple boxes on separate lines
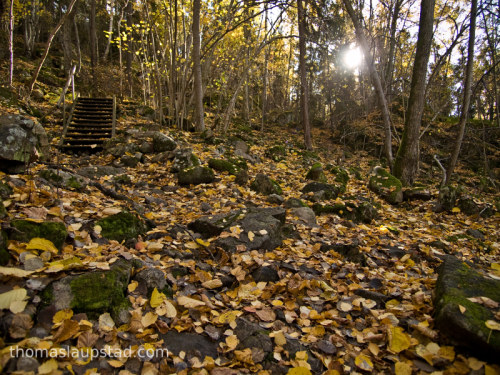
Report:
53,319,80,343
255,308,276,322
77,330,99,348
9,313,33,339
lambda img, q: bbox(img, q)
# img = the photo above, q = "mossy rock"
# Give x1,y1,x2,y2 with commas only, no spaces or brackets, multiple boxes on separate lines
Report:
434,255,500,360
312,201,377,223
10,220,67,250
208,159,240,175
302,182,340,200
436,185,462,212
42,259,133,320
457,197,480,215
177,166,215,185
368,167,403,204
0,181,13,199
265,145,287,162
97,212,148,243
0,200,6,219
39,169,85,191
0,230,10,266
306,163,327,183
113,174,132,185
250,174,282,196
284,198,308,208
329,166,350,186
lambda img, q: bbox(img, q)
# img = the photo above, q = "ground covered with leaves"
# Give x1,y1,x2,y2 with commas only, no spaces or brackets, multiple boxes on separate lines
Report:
0,97,500,375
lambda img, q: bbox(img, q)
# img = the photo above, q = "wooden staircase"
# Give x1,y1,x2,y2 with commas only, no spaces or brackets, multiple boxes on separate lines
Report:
59,97,116,152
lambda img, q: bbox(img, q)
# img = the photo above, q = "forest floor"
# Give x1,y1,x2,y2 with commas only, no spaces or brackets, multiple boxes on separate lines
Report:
1,70,500,375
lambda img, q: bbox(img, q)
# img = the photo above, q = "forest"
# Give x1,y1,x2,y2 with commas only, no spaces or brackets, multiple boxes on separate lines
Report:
0,0,499,374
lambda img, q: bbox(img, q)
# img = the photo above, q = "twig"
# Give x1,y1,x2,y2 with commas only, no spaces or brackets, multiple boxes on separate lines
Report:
433,154,447,188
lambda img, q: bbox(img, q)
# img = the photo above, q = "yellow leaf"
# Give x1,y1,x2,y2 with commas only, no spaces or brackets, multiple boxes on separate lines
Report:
108,359,124,368
94,225,102,234
215,310,241,325
202,279,223,289
485,320,500,330
38,358,59,374
485,365,500,375
274,331,287,346
354,354,373,371
248,231,255,242
53,309,74,324
150,288,166,308
9,300,28,314
196,238,210,247
0,266,33,278
388,326,411,353
459,305,466,313
141,312,158,328
177,296,205,308
46,256,83,273
26,238,58,254
452,207,461,213
234,348,254,364
287,367,312,375
395,361,412,375
128,280,138,293
162,300,177,318
0,288,27,310
225,335,239,351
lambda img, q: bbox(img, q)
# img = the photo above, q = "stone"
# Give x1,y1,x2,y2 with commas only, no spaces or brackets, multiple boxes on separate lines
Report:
250,173,282,195
433,255,500,360
41,259,133,320
306,163,327,183
458,197,480,215
320,241,365,265
265,145,286,161
290,207,316,226
354,289,389,306
152,131,177,152
466,228,485,240
267,194,284,205
77,165,123,179
312,200,377,224
177,166,215,185
0,200,6,219
96,212,148,243
139,141,154,154
234,140,249,154
284,198,307,208
403,188,432,201
368,166,403,204
235,169,249,185
23,256,44,271
188,210,244,238
208,159,240,175
133,267,166,294
16,356,39,373
252,266,279,283
0,180,13,199
328,165,349,187
301,182,339,200
39,168,86,190
0,230,10,266
0,114,49,172
10,220,68,250
171,148,200,173
120,154,140,167
160,331,218,359
435,185,459,212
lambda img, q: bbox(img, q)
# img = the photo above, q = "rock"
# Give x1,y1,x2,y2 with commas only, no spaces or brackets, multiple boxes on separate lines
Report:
201,202,212,212
320,241,365,265
23,256,44,271
267,194,284,205
252,266,279,282
312,201,377,223
208,159,240,175
354,289,389,306
77,165,123,179
0,230,10,266
306,163,327,183
133,267,166,294
301,182,339,200
171,148,200,173
433,255,500,360
250,173,282,195
328,166,349,190
314,339,337,355
466,228,485,241
9,220,67,250
403,188,432,201
0,180,13,199
152,131,177,152
177,166,215,185
284,198,307,208
235,169,249,186
435,185,459,212
0,200,6,219
106,141,139,158
161,331,218,359
234,140,249,154
265,145,286,161
368,166,403,204
39,168,86,190
120,154,141,167
458,197,480,215
41,259,132,319
16,356,39,372
96,212,148,243
283,339,323,373
0,114,49,172
290,207,316,226
139,141,154,154
188,210,244,238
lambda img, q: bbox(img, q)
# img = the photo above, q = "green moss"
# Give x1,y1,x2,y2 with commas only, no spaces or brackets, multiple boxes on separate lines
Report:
190,154,201,166
306,163,327,183
97,212,148,243
0,230,10,266
67,177,82,190
368,167,403,204
113,174,132,185
0,181,13,199
266,145,287,161
40,169,64,183
330,166,350,186
0,201,6,219
208,159,240,175
177,166,215,185
10,220,67,249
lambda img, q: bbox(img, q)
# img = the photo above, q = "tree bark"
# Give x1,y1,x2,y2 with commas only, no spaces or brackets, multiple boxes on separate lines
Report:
393,0,435,185
342,0,393,168
193,0,205,132
90,0,97,91
28,0,79,95
445,0,477,184
102,0,115,61
8,0,14,86
298,0,312,150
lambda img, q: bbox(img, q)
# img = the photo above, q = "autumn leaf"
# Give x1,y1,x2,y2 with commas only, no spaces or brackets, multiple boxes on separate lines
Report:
26,237,59,253
53,309,74,324
38,358,59,374
287,367,312,375
0,288,28,312
150,287,166,308
53,319,80,343
177,295,205,308
0,266,33,278
388,326,411,353
395,361,413,375
355,353,373,371
142,311,158,327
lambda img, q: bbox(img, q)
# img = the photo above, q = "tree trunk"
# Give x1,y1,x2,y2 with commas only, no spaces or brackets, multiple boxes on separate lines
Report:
74,13,82,73
193,0,205,132
126,0,133,97
90,0,97,91
102,0,115,61
393,0,435,185
62,8,75,76
261,9,269,131
8,0,14,86
342,0,393,168
298,0,312,150
384,0,402,97
445,0,477,184
28,0,79,95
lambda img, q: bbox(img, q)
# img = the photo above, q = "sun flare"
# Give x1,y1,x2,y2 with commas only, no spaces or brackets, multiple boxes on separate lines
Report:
343,46,363,69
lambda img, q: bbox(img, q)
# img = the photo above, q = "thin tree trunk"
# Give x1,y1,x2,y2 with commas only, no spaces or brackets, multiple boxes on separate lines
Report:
393,0,435,185
74,15,82,73
384,0,402,97
126,0,133,97
342,0,393,168
193,0,205,132
445,0,477,184
90,0,97,91
298,0,312,150
62,8,75,76
28,0,79,95
261,9,269,131
102,0,115,61
8,0,14,86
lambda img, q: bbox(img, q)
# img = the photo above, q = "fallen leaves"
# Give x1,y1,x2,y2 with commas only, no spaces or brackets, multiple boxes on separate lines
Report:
0,288,28,313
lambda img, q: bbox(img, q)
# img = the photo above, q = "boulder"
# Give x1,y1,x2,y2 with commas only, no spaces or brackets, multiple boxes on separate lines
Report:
368,166,403,204
0,114,49,173
133,267,167,294
250,174,282,196
284,198,307,208
435,185,459,212
77,166,123,179
96,212,148,243
171,148,200,173
457,196,480,215
265,145,286,161
152,131,177,152
252,266,279,283
0,180,13,199
267,194,284,205
433,255,500,360
39,168,86,190
305,163,327,183
41,259,133,320
233,140,249,154
312,201,378,224
177,166,215,185
188,210,244,238
301,182,340,200
290,207,317,226
160,331,218,359
208,159,240,175
9,220,67,250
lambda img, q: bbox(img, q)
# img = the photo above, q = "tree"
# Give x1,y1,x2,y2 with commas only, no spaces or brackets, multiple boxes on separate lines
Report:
445,0,477,184
193,0,205,132
393,0,435,185
8,0,14,86
298,0,312,150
